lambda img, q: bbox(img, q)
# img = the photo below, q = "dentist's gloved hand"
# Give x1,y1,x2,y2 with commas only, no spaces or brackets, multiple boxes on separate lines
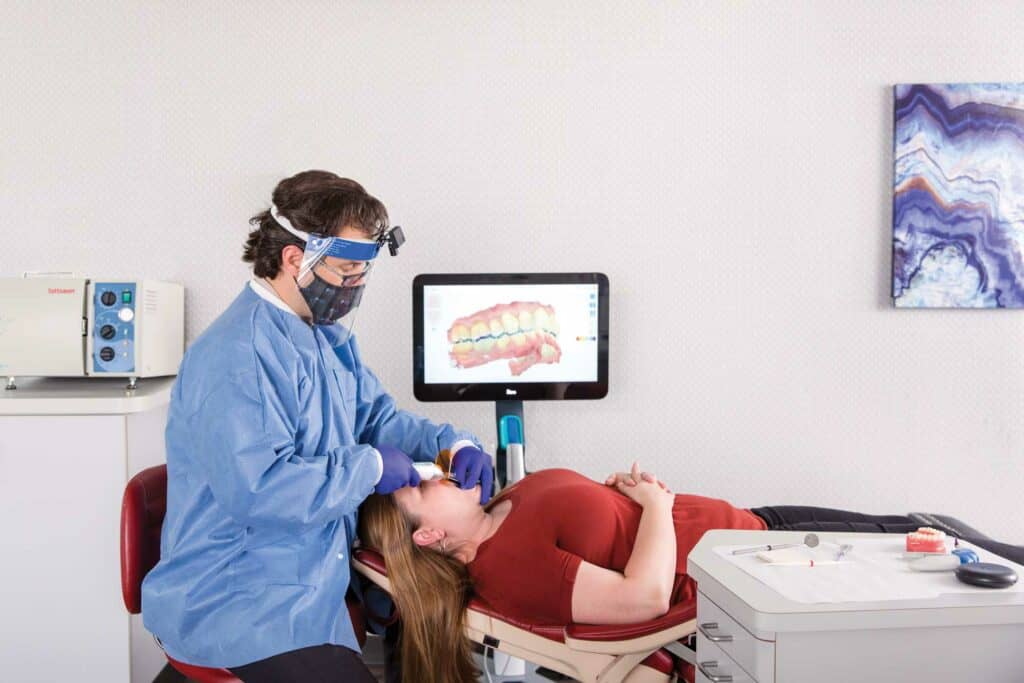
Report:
450,446,494,504
374,445,421,495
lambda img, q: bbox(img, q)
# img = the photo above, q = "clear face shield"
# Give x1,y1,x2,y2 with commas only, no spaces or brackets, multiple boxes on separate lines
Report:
270,204,405,339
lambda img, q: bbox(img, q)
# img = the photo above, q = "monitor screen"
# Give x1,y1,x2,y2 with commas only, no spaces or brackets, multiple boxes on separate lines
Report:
413,273,608,401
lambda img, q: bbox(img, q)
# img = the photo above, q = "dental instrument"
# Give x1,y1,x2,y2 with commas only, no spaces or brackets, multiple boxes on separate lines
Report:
732,532,819,555
411,462,446,481
412,460,462,486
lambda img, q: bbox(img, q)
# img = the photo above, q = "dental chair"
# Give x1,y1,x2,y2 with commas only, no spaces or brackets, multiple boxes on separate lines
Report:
120,465,368,683
352,548,699,683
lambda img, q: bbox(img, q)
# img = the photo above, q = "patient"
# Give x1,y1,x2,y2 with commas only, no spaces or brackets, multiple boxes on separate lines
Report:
358,464,1017,683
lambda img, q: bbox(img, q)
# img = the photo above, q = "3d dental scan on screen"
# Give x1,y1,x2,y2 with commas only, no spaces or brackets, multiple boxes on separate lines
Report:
413,273,609,402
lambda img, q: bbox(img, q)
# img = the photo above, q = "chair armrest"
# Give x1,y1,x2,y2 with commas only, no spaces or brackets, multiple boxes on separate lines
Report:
352,548,391,592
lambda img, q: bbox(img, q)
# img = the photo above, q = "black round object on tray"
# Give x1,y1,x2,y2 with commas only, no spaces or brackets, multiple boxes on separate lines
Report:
955,562,1018,589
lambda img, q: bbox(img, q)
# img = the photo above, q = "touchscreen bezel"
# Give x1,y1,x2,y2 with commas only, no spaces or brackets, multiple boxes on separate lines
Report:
413,272,609,401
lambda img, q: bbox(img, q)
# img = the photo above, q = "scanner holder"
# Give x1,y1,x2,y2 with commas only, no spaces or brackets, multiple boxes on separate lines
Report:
494,399,525,489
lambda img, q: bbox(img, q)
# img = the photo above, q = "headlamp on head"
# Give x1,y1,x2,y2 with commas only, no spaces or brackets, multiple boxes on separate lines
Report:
382,225,405,257
268,203,407,336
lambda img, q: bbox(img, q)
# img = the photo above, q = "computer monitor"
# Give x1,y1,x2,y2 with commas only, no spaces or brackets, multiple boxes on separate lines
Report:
413,273,609,401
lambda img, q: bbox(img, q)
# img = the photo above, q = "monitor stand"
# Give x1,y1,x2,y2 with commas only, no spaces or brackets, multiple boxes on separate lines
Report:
491,398,528,679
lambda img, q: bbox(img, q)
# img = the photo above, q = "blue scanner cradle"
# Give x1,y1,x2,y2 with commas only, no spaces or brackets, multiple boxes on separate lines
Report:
495,401,525,487
499,414,523,449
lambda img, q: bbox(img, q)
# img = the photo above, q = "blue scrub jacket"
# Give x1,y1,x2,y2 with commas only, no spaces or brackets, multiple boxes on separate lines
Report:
141,284,480,667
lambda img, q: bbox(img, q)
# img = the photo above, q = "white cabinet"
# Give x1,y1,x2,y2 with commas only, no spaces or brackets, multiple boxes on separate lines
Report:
0,378,174,683
688,529,1024,683
695,635,757,683
696,593,774,682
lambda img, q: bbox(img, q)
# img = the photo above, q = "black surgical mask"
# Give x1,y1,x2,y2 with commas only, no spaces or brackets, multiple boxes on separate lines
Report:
298,271,365,326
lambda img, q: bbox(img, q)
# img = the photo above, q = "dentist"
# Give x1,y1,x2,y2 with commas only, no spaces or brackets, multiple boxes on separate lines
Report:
142,170,494,682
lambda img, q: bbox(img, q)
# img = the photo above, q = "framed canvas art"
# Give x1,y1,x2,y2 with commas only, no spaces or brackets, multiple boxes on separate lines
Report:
893,83,1024,308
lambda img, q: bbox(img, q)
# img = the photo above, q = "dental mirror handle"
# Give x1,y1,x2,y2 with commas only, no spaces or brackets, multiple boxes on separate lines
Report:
732,533,819,556
731,542,801,555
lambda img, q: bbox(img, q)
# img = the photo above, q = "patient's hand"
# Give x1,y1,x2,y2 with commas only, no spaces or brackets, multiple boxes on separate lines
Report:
605,463,671,493
606,462,673,509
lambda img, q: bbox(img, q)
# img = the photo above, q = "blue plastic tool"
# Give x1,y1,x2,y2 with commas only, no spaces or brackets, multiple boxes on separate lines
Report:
499,414,524,448
952,548,980,565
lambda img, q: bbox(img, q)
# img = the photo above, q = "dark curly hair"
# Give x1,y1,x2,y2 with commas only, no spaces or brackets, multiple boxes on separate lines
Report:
243,170,390,278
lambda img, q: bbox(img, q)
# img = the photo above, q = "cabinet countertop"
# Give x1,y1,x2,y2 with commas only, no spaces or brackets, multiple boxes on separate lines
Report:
689,529,1024,638
0,376,175,415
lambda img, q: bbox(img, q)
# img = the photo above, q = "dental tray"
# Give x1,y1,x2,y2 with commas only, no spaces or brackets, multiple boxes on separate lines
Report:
715,537,1024,604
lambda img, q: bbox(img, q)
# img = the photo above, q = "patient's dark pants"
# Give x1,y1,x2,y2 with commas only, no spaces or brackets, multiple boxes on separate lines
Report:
750,506,921,534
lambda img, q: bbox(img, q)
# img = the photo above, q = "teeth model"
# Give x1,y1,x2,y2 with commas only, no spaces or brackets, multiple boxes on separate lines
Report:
447,302,561,376
906,527,947,554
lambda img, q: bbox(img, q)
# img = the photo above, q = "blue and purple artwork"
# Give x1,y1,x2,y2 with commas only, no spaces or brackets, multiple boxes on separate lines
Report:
893,83,1024,308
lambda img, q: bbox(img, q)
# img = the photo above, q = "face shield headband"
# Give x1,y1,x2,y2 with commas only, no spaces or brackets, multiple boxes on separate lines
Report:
269,203,405,332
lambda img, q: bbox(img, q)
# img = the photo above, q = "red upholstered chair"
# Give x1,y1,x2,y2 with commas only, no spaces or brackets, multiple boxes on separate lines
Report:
120,464,367,682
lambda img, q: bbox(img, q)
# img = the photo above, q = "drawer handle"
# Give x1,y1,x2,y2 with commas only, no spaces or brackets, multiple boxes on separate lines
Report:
697,660,733,682
698,621,734,642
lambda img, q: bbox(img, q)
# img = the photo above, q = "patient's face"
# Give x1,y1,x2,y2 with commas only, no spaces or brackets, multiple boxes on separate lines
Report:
393,479,480,534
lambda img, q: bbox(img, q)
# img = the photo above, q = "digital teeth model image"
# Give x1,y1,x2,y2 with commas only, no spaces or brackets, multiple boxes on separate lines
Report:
447,302,561,376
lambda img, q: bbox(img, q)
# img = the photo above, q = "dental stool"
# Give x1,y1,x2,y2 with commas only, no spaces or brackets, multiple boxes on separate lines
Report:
353,547,698,682
120,465,367,682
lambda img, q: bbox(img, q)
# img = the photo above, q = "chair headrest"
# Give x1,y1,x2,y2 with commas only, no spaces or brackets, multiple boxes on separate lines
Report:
353,547,387,575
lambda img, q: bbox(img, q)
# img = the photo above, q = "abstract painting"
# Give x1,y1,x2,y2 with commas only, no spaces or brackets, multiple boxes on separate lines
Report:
893,83,1024,307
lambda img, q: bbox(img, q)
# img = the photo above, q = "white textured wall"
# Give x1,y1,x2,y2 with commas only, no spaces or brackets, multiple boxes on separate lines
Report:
4,1,1023,541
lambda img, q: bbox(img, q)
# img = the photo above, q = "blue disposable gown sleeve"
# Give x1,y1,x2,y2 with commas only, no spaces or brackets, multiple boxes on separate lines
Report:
348,344,481,462
185,370,382,531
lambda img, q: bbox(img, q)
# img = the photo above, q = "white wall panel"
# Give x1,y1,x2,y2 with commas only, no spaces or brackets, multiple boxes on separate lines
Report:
4,1,1023,540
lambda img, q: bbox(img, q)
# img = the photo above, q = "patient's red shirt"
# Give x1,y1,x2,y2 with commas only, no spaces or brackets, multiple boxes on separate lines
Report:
467,468,766,625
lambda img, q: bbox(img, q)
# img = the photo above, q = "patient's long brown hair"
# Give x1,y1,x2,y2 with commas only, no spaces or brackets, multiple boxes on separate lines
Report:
358,492,479,683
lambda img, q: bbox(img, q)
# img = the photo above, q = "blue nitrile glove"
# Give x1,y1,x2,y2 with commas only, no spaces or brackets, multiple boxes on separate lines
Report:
450,446,494,504
374,445,421,495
